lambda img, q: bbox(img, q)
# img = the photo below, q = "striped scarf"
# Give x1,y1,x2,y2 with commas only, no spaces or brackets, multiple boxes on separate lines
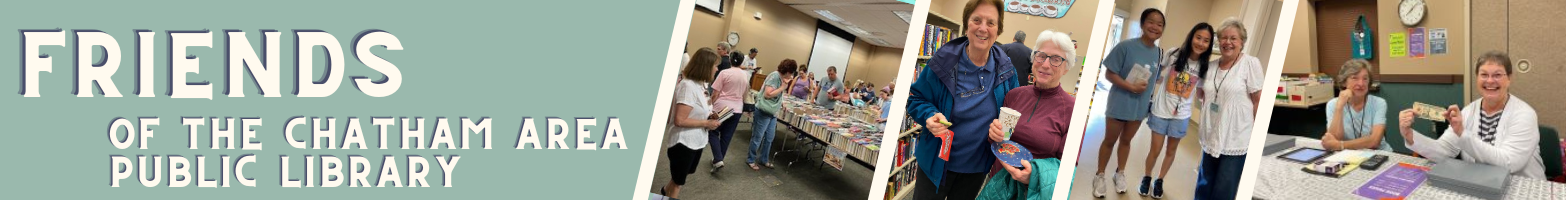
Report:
1478,111,1502,145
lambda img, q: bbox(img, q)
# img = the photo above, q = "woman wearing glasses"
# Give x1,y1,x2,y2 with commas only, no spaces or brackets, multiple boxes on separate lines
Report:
975,30,1075,200
1194,18,1263,200
905,0,1020,199
1398,51,1545,179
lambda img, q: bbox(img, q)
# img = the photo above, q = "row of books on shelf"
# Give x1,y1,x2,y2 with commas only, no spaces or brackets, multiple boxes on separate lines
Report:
895,115,919,165
885,153,918,200
886,115,925,200
894,136,915,169
918,24,957,57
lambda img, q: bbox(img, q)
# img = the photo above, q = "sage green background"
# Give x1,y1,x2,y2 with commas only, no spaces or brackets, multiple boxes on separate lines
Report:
0,0,679,199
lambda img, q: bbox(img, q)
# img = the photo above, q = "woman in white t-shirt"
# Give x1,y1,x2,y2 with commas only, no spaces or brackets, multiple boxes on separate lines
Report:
659,48,723,198
1194,18,1262,200
1137,22,1212,198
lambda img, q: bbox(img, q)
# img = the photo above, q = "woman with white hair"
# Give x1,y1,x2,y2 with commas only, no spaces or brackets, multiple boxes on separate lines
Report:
1194,18,1263,200
975,30,1076,200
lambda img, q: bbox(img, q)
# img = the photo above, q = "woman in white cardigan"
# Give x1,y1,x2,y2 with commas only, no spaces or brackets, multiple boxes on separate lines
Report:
1398,51,1546,179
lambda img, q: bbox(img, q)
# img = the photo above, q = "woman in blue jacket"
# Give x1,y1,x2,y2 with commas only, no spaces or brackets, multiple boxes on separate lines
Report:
905,0,1019,199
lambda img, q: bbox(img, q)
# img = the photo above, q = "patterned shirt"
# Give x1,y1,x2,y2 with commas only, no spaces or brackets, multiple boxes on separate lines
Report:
1478,111,1502,144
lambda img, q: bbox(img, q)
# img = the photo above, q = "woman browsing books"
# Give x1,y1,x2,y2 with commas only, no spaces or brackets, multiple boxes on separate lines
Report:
659,48,724,198
706,52,753,172
747,59,799,171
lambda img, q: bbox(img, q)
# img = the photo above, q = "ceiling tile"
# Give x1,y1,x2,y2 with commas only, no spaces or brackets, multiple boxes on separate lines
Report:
782,0,914,48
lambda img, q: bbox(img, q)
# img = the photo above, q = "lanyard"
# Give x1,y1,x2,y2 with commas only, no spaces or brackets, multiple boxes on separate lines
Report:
1206,64,1237,156
1346,103,1365,138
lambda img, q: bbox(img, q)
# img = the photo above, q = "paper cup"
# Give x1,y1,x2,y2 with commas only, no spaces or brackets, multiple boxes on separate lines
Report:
998,107,1022,140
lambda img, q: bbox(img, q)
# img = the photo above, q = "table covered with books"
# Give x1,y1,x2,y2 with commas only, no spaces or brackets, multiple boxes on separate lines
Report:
1253,134,1564,199
771,96,884,170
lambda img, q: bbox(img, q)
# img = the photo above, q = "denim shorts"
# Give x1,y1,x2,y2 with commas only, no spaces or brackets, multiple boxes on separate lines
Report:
1146,117,1188,138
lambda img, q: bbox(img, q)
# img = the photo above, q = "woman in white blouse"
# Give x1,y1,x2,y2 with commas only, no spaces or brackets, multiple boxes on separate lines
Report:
1398,51,1545,179
1194,18,1262,200
659,47,723,198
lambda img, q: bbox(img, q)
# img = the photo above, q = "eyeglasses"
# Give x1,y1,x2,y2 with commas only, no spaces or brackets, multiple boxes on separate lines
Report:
1478,72,1508,80
1032,51,1066,68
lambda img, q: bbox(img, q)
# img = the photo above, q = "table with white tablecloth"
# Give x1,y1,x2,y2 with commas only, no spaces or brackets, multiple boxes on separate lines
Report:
1253,134,1565,199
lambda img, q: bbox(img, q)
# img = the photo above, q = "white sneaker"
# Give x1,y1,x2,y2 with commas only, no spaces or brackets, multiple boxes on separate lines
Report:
710,161,725,173
1113,172,1127,193
1092,173,1106,198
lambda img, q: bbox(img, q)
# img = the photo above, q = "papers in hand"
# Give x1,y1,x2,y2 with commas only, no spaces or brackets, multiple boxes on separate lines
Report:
716,106,737,122
1125,64,1152,84
1412,102,1447,122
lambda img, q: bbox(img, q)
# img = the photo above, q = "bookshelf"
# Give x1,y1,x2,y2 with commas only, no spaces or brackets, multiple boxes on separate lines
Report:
886,12,961,200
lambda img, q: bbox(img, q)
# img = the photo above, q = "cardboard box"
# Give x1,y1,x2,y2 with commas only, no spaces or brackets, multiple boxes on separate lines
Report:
1281,80,1334,104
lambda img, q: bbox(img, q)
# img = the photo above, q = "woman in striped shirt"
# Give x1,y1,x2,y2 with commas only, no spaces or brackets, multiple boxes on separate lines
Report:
1398,51,1545,179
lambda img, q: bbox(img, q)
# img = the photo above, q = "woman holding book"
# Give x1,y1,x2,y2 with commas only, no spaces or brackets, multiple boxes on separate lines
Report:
706,52,753,171
790,65,813,99
659,48,723,198
1092,8,1164,198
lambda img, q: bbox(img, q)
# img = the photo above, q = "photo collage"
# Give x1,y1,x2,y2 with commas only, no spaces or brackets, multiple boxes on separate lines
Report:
646,0,1566,199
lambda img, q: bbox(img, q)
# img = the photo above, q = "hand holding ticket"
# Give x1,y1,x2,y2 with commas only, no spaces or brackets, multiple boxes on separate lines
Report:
1412,102,1447,122
936,119,954,161
925,114,954,161
936,130,953,161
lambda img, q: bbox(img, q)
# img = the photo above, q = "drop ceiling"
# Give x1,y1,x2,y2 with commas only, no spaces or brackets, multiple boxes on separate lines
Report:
780,0,915,48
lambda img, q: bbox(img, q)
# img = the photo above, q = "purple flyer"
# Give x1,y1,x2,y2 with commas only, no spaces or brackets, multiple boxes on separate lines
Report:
1354,163,1429,199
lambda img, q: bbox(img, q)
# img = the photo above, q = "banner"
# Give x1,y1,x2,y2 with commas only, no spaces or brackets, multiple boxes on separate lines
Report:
3,0,672,199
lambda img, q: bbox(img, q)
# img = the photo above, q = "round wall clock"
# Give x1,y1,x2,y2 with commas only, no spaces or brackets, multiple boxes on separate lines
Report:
1399,0,1426,26
727,31,741,47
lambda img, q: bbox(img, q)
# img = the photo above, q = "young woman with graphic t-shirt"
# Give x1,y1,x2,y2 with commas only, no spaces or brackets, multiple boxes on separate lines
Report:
1137,22,1212,199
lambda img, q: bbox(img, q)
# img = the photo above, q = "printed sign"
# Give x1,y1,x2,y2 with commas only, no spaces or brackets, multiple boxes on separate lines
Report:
1389,33,1407,58
1409,28,1425,58
1429,28,1448,55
